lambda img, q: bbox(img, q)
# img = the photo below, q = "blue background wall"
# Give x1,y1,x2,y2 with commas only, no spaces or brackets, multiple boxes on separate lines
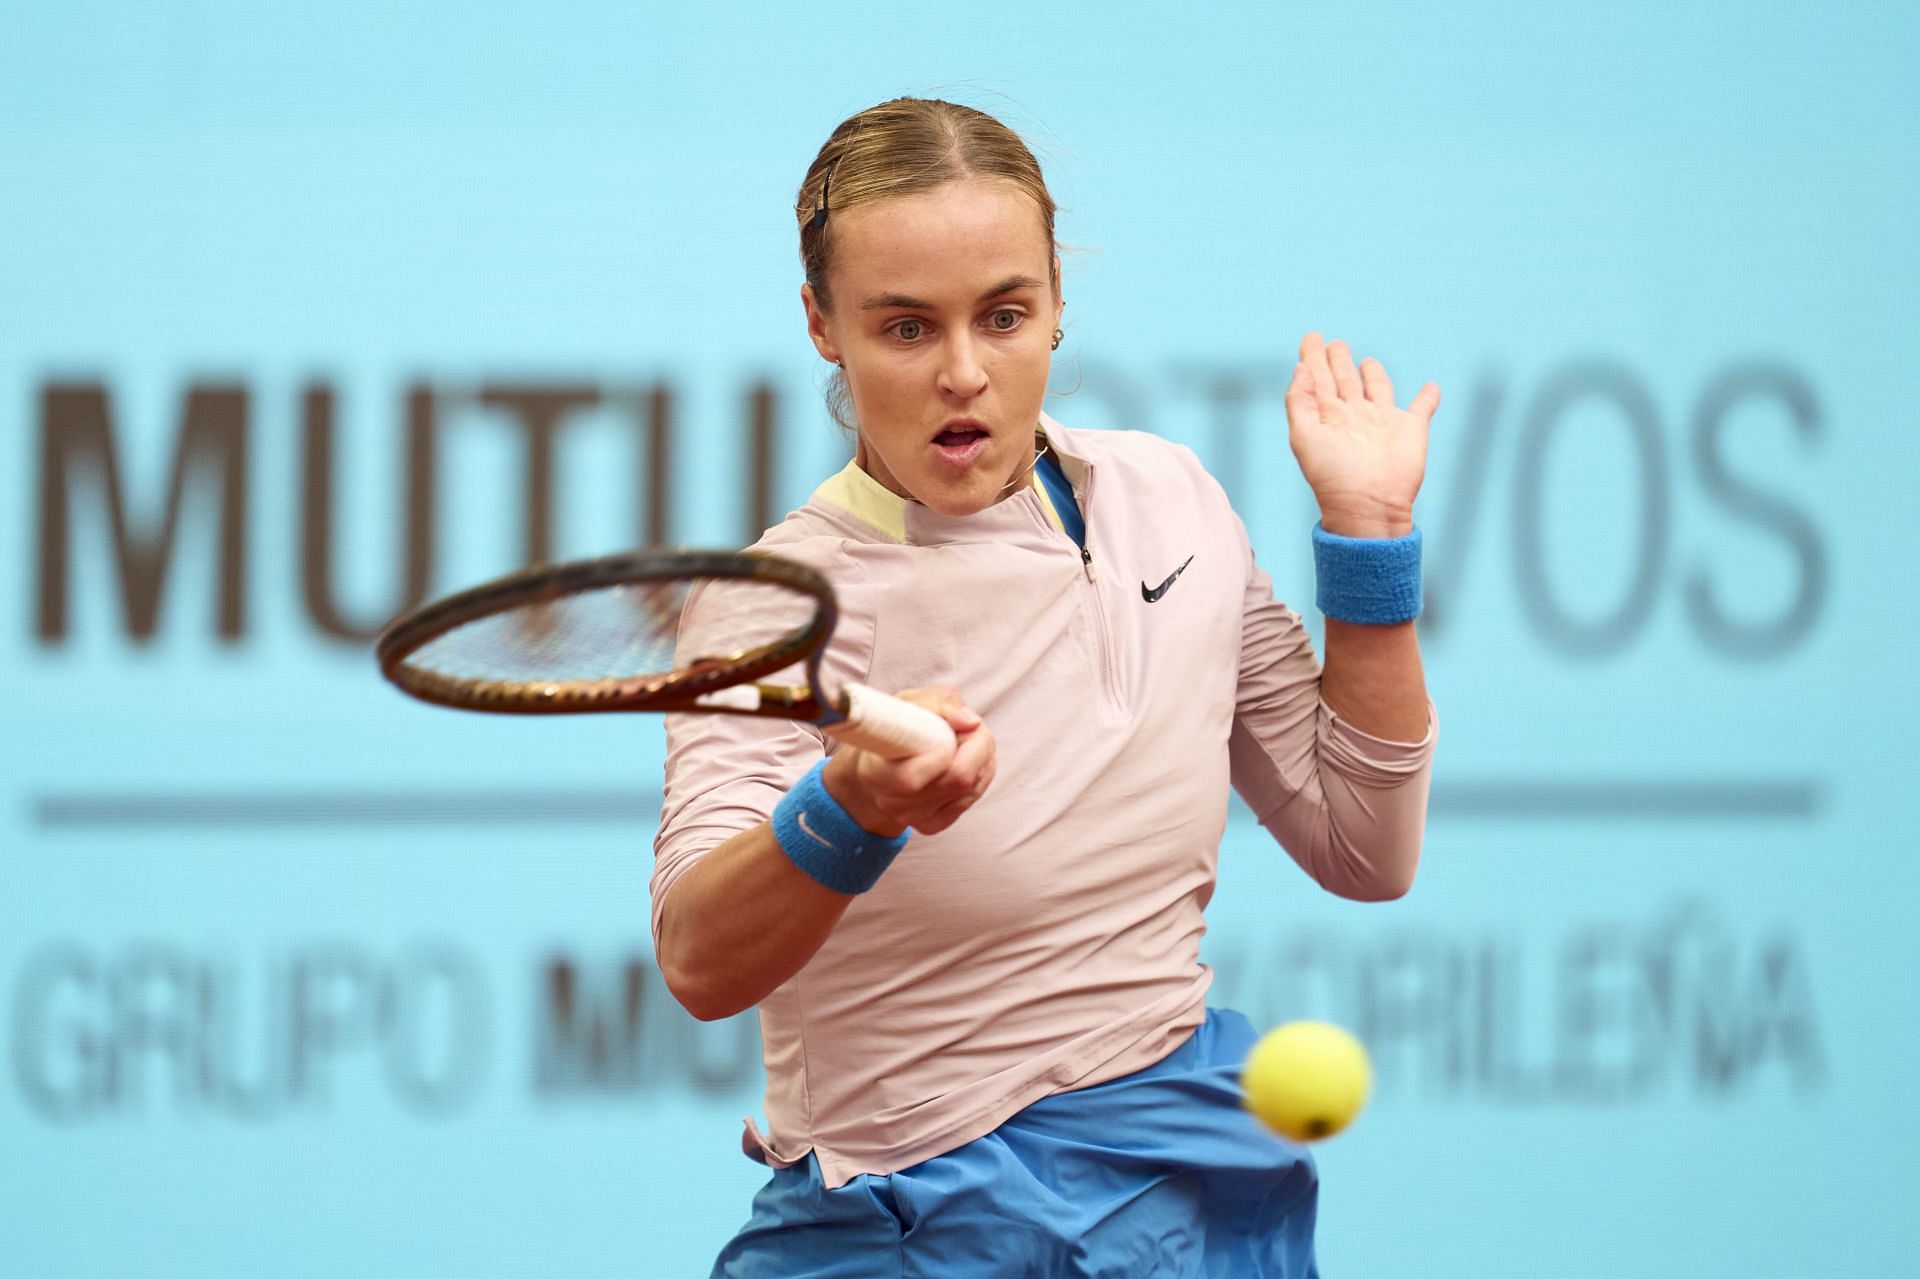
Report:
4,2,1915,1274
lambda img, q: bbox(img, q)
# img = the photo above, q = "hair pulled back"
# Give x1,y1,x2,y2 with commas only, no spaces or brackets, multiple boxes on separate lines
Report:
798,98,1058,307
796,98,1060,427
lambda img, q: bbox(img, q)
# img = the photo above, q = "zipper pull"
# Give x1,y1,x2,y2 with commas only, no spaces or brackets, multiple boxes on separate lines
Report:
1081,545,1096,583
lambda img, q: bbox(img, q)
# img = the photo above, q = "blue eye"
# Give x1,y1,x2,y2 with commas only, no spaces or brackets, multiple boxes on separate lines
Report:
896,319,923,341
990,310,1020,330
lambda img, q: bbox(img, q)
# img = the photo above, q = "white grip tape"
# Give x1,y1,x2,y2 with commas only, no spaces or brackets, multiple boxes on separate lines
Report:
830,682,957,760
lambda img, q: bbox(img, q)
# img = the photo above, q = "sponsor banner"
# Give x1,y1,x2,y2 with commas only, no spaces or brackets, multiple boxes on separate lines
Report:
4,3,1915,1276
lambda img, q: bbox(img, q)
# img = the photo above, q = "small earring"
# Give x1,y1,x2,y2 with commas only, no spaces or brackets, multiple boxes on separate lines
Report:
1050,328,1064,351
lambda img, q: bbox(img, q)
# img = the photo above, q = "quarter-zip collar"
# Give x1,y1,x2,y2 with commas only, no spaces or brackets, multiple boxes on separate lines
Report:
812,413,1093,548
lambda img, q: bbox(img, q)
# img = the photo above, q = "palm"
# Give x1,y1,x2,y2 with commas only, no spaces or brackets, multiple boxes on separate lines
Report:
1284,332,1440,538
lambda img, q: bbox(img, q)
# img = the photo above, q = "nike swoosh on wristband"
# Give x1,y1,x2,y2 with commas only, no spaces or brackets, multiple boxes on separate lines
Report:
1141,555,1196,603
796,811,836,849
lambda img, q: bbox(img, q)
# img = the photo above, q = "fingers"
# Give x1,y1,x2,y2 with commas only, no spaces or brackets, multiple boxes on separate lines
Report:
842,688,997,834
888,743,959,794
1300,333,1411,411
879,728,994,835
918,791,979,834
1324,338,1365,403
916,746,997,834
1298,332,1339,405
919,719,995,809
1285,359,1319,423
1409,381,1442,426
1359,357,1395,407
896,684,982,732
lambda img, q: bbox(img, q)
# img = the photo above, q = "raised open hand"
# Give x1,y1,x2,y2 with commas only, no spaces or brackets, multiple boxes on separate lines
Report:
1284,332,1440,539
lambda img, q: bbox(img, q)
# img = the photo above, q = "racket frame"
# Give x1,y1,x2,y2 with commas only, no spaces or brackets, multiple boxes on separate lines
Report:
375,550,843,722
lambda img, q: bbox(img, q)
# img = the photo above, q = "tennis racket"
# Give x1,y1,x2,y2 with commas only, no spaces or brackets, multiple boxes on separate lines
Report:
375,549,955,759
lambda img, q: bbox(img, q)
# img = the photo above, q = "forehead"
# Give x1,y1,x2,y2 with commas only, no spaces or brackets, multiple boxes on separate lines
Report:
827,179,1052,302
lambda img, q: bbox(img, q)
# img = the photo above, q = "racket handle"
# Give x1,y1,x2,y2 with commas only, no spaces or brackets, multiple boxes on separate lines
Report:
830,683,958,760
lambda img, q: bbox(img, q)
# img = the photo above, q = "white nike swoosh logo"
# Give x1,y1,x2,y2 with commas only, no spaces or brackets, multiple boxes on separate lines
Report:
796,812,835,849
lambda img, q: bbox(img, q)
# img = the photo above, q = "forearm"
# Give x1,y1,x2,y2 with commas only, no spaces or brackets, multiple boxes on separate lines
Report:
656,816,856,1022
1319,617,1430,744
655,703,987,1022
1232,615,1433,898
1228,560,1435,899
1309,491,1431,743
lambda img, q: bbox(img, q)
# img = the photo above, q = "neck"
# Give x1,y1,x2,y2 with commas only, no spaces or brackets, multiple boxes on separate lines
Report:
997,432,1048,495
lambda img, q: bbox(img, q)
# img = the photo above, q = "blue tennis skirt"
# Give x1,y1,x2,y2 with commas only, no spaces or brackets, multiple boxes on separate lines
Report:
712,1006,1319,1278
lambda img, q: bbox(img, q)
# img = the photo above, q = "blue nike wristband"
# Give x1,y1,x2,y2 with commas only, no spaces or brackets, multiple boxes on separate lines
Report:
1312,522,1423,624
770,759,911,895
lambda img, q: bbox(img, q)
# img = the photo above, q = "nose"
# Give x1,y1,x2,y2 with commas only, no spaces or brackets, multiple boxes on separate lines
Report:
936,332,989,400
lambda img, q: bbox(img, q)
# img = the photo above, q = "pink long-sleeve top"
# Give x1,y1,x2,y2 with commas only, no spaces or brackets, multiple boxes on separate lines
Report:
652,416,1438,1189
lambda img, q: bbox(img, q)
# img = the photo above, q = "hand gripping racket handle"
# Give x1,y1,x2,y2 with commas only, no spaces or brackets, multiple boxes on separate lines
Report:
828,683,959,759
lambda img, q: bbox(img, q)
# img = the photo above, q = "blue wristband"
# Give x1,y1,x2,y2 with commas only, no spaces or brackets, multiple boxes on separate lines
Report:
1312,522,1423,624
770,759,911,895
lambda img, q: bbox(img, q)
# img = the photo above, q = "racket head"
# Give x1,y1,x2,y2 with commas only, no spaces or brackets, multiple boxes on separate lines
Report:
375,550,835,716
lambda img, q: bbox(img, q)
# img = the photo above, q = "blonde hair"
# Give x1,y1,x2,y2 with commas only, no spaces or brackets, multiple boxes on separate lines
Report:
796,98,1060,428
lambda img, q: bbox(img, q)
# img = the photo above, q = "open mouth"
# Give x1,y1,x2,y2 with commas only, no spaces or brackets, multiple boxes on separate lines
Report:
930,423,991,466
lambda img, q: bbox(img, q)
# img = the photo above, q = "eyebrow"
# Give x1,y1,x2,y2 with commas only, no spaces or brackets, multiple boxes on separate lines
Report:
859,274,1048,311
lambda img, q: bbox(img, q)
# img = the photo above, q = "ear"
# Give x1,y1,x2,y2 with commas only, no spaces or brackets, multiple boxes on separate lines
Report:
801,283,840,365
1051,255,1065,327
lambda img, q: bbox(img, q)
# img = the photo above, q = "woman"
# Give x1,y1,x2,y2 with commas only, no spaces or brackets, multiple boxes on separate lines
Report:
653,97,1439,1278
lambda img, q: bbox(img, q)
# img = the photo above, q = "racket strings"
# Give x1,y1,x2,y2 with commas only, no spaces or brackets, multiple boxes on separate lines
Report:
398,577,814,691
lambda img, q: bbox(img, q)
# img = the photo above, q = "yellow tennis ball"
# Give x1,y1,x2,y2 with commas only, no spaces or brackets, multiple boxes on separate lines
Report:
1241,1021,1372,1143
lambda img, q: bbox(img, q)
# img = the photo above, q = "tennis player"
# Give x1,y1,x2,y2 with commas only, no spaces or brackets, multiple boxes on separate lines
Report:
653,97,1439,1277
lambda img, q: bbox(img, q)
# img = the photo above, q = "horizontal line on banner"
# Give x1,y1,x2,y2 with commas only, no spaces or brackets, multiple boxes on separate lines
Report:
30,790,661,829
26,779,1825,830
1431,780,1823,820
